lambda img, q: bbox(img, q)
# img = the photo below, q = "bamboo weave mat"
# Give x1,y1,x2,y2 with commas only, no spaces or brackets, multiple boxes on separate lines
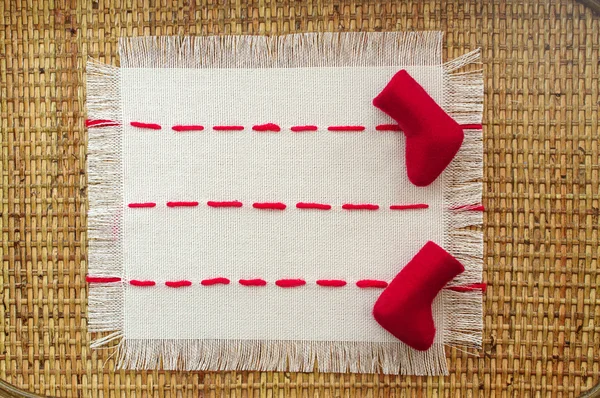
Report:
1,1,599,396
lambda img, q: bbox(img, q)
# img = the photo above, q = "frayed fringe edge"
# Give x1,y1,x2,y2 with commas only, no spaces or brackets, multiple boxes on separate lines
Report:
119,32,443,69
442,50,484,349
114,339,448,375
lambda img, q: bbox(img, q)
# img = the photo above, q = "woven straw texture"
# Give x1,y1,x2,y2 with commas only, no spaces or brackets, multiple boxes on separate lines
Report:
1,0,598,396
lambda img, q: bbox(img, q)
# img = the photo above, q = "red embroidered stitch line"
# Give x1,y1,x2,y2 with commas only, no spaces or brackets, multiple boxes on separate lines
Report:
275,279,306,287
213,125,244,131
86,276,122,283
316,279,347,287
253,202,287,210
130,280,156,287
207,201,243,208
130,121,162,130
375,124,402,131
356,280,389,288
459,124,483,130
239,279,267,286
165,280,192,288
328,125,366,131
291,125,318,132
342,204,380,210
452,204,485,211
172,125,205,132
390,204,429,210
253,123,281,132
296,202,332,210
201,277,231,286
128,202,157,208
167,201,199,207
447,283,487,293
86,119,121,128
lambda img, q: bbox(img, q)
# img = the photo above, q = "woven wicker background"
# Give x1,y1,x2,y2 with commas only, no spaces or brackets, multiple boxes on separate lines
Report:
1,0,599,396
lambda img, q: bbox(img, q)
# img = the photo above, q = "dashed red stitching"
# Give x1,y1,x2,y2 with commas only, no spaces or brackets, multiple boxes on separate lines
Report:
291,125,318,132
130,280,156,287
201,277,231,286
86,119,121,128
239,279,267,286
275,279,306,287
316,279,347,287
86,276,122,283
167,201,199,207
252,123,281,132
165,280,192,288
328,125,366,131
131,121,162,130
296,202,332,210
128,202,157,208
253,202,287,210
207,201,243,208
389,204,429,210
342,204,380,210
375,124,402,131
172,125,204,132
213,125,244,131
447,283,487,293
356,279,388,288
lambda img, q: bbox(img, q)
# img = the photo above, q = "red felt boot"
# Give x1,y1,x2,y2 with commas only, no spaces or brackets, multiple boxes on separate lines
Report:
373,241,464,351
373,70,464,186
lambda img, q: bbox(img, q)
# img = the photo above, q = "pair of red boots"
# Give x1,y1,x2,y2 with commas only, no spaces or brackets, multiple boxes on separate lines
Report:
370,71,468,351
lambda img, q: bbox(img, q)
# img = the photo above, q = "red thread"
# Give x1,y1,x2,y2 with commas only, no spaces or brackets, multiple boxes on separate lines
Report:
239,279,267,286
165,280,192,288
128,202,156,208
130,121,161,130
86,276,121,283
86,119,120,128
452,204,485,211
291,125,318,132
167,201,199,207
252,123,281,132
275,279,306,288
356,279,388,288
446,283,487,293
129,280,156,287
207,201,243,208
253,202,287,210
470,205,485,211
172,125,204,132
296,202,331,210
328,125,365,131
213,125,244,131
389,204,429,210
316,279,347,287
342,204,380,210
201,277,231,286
459,124,483,130
375,124,402,131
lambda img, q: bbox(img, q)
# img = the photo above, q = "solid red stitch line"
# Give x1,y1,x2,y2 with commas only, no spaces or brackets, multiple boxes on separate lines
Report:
86,276,122,283
328,125,366,131
389,204,429,210
201,277,231,286
129,280,156,287
452,204,485,211
376,124,402,131
213,125,244,131
316,279,347,287
86,119,121,128
239,279,267,286
130,121,162,130
172,125,204,132
167,201,199,207
252,123,281,132
459,124,483,130
128,202,156,208
446,283,487,293
356,280,388,288
207,201,243,208
291,125,318,132
253,202,287,210
296,202,331,210
165,280,192,288
342,204,380,210
275,279,306,287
